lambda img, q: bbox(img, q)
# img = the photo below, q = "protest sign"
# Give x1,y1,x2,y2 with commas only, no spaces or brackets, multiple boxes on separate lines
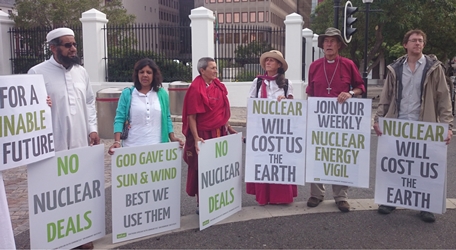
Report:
199,133,243,230
305,97,371,188
375,118,448,214
111,143,181,243
28,145,105,249
245,98,307,185
0,75,54,170
0,172,16,249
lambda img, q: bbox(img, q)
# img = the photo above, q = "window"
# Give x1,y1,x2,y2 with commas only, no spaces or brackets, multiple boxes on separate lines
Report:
226,13,232,23
258,32,265,42
218,0,224,2
234,0,239,2
242,33,249,43
210,0,216,3
242,0,247,2
226,0,232,2
242,12,248,23
218,13,224,23
226,33,233,44
234,12,240,23
218,34,224,44
250,12,256,22
234,33,240,43
258,11,264,22
250,33,256,42
266,11,269,22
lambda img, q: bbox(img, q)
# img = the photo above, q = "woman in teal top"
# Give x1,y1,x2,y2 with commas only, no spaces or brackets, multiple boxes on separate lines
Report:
108,58,183,154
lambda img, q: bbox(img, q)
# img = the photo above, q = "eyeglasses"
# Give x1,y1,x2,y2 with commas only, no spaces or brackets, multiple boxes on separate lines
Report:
60,42,77,48
408,39,424,43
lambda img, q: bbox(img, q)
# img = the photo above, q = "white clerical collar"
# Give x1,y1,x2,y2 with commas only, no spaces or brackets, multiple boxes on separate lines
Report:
326,56,338,63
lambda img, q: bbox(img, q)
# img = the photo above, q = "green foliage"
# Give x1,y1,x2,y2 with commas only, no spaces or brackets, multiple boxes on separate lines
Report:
234,70,256,82
235,41,274,65
310,0,456,70
11,0,135,28
107,48,192,83
385,43,405,62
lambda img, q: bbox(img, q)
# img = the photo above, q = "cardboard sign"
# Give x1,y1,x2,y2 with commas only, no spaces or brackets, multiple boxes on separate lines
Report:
0,75,55,170
111,143,181,243
28,145,105,249
305,97,371,188
245,98,307,185
198,134,243,230
375,118,448,214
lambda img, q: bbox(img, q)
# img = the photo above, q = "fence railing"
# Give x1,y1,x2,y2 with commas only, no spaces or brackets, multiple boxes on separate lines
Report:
103,23,192,83
9,24,287,83
214,25,285,82
8,26,83,74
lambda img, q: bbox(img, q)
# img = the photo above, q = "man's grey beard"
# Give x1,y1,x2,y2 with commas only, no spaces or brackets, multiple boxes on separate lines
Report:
56,48,81,67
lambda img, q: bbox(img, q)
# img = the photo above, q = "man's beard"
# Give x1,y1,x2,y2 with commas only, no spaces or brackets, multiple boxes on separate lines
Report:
56,47,80,67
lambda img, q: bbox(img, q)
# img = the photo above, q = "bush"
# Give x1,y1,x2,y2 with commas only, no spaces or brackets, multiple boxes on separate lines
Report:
234,70,256,82
107,48,192,82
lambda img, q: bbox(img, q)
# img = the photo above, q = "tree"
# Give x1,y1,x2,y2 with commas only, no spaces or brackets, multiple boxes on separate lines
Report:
311,0,456,75
9,0,135,74
10,0,135,28
235,41,274,66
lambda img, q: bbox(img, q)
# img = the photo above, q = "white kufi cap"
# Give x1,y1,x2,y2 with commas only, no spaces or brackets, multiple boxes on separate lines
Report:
46,28,74,43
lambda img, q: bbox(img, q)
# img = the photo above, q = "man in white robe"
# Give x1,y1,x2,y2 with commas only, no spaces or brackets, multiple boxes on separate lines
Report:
28,27,99,249
28,28,99,151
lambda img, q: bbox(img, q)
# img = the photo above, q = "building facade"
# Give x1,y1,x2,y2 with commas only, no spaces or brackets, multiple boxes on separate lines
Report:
0,0,15,14
194,0,297,28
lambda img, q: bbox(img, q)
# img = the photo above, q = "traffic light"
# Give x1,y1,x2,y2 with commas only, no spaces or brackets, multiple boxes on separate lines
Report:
344,1,358,43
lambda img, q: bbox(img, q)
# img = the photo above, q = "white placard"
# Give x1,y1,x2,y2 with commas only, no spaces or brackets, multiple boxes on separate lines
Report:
199,133,243,230
0,171,16,249
111,143,182,243
305,97,371,188
0,75,55,170
375,118,447,214
27,145,105,249
245,98,307,185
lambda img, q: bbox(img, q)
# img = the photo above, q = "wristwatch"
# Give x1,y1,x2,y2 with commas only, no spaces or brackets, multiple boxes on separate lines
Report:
349,90,355,97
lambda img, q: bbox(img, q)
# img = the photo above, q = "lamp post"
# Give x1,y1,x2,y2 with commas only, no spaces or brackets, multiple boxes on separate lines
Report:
362,0,373,98
334,0,341,29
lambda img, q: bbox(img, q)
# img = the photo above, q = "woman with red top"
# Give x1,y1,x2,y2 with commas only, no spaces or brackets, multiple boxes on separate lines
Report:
246,50,298,205
182,57,237,213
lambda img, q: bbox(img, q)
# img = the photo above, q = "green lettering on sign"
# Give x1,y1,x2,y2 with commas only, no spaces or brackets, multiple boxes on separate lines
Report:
215,140,228,158
57,154,79,176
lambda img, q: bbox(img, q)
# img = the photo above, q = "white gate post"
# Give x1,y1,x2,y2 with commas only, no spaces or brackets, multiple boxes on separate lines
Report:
302,28,314,97
80,8,108,82
0,11,14,75
189,7,215,80
284,13,304,99
313,34,323,59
